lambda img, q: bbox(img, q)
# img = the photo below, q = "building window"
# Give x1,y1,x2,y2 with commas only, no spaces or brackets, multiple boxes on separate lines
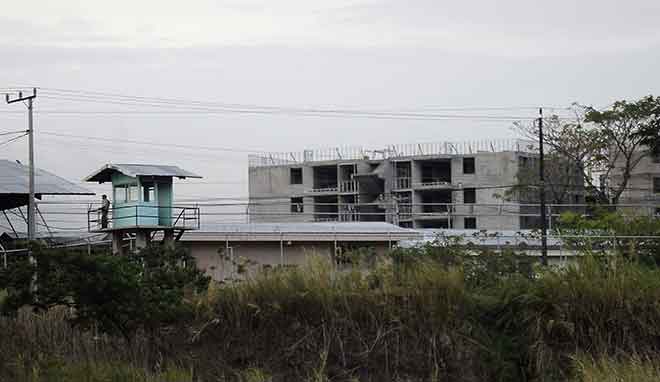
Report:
463,188,476,204
464,217,477,229
654,178,660,193
463,157,475,174
291,197,304,213
655,208,660,217
290,168,303,185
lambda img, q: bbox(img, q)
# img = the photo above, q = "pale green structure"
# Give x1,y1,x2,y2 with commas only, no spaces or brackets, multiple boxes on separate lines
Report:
85,164,202,254
109,172,173,228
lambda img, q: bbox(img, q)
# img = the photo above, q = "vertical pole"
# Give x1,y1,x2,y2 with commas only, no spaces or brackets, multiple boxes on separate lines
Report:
27,96,36,241
539,108,549,265
279,231,285,267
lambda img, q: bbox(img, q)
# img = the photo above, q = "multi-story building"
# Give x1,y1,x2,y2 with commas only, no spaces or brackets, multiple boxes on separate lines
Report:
248,140,538,230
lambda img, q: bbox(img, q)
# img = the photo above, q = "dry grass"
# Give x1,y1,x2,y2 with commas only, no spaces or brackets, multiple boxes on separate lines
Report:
573,355,660,382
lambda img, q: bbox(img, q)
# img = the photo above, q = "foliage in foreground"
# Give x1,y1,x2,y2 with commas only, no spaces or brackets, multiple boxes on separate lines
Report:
3,237,660,381
0,244,210,339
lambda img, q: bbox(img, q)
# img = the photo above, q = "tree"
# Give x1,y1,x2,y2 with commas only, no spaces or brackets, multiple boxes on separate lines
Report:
517,96,660,204
584,95,660,204
508,153,583,205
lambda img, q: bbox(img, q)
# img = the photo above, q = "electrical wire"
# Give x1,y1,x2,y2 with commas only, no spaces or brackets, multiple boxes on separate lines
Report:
0,130,28,137
0,87,551,121
40,131,264,154
0,133,28,147
40,87,566,114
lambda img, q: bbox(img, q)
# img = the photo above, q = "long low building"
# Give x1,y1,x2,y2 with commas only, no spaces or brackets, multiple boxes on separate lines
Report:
177,222,420,280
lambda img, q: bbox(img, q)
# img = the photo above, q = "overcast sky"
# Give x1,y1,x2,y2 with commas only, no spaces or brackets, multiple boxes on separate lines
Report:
1,0,660,201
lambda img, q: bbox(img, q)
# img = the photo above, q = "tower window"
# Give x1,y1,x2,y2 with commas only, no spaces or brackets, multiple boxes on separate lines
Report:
463,188,476,204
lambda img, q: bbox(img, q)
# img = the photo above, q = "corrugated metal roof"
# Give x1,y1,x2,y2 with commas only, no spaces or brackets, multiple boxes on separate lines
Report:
197,222,415,234
0,160,93,195
179,222,421,242
85,163,202,182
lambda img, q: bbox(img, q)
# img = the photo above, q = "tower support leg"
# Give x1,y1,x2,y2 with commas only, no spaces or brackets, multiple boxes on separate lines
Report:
135,230,151,251
112,231,126,256
163,229,175,248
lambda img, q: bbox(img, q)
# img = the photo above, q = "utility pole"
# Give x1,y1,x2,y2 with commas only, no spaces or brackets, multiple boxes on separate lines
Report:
538,107,548,265
6,88,37,241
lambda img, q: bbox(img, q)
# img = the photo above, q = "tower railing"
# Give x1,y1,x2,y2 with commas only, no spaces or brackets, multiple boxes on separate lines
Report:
87,205,201,232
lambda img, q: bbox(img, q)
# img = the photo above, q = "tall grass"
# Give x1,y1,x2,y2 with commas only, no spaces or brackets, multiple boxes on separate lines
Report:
188,255,481,381
573,355,660,382
4,251,660,381
0,308,192,382
496,256,660,380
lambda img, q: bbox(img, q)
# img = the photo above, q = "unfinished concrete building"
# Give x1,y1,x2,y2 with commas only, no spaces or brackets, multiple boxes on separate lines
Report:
248,140,537,230
609,148,660,216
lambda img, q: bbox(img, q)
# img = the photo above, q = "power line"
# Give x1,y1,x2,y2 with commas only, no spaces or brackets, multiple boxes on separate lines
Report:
0,132,28,147
40,87,569,114
3,86,547,121
0,109,538,121
40,131,264,154
0,130,28,137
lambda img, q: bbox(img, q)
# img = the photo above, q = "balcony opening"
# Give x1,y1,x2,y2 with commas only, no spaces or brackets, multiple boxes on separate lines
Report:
290,197,304,213
290,168,303,185
314,195,338,221
355,193,385,222
393,191,412,220
340,195,358,221
464,217,477,229
463,157,475,174
463,188,476,204
394,161,412,189
420,190,452,214
417,220,449,229
420,160,451,184
313,165,338,190
339,164,358,193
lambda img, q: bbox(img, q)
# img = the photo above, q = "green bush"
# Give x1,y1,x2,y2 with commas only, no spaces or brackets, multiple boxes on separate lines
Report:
0,244,209,339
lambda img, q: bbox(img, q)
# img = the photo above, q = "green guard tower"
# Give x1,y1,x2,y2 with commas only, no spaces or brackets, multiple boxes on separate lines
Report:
85,164,202,255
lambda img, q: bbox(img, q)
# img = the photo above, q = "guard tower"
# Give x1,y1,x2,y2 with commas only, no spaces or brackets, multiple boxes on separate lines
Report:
85,164,202,255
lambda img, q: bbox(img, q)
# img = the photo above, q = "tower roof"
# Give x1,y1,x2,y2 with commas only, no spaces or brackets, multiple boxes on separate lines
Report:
84,163,202,183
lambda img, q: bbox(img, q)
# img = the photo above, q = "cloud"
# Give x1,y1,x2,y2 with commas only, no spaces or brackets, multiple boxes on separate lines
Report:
1,0,658,55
